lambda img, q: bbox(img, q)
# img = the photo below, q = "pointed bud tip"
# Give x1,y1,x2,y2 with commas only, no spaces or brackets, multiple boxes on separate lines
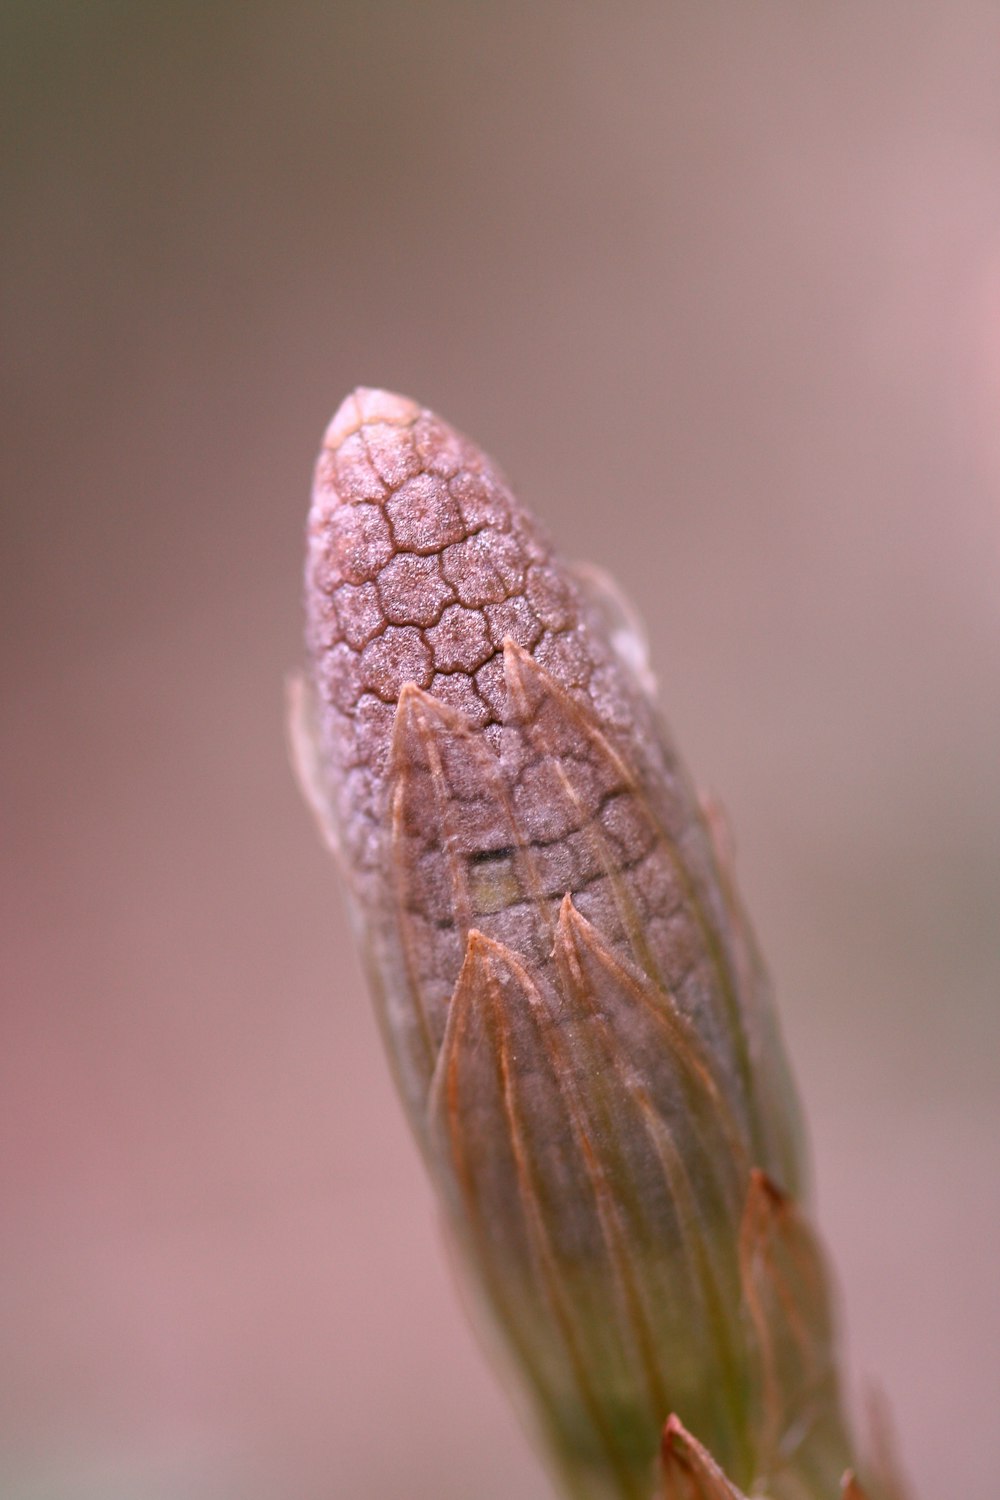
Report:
321,386,421,452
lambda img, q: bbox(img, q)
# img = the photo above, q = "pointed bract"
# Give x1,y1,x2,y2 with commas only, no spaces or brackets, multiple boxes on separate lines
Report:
659,1416,747,1500
738,1170,852,1494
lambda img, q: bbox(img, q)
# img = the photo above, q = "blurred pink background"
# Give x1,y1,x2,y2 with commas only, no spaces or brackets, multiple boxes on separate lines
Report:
2,6,999,1497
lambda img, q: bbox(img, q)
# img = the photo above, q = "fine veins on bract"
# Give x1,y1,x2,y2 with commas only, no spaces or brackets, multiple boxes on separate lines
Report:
293,388,859,1500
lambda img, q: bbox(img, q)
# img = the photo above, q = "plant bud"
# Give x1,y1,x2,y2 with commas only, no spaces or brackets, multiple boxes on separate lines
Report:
293,389,856,1499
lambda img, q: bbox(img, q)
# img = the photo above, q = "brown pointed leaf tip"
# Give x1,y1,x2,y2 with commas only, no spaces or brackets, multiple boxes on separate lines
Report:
738,1169,853,1492
295,391,849,1498
659,1415,746,1499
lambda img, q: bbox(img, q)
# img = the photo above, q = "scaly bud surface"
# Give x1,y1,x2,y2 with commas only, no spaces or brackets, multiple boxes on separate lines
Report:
293,389,859,1499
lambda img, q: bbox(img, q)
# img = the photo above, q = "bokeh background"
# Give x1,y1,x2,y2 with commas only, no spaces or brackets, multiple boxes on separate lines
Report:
3,5,999,1498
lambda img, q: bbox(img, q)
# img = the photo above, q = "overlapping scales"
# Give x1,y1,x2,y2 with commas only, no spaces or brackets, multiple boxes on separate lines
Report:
428,898,759,1500
384,637,774,1167
502,640,762,1147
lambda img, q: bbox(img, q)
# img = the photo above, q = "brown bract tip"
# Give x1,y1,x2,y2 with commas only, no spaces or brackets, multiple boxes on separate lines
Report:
660,1415,745,1498
748,1165,788,1212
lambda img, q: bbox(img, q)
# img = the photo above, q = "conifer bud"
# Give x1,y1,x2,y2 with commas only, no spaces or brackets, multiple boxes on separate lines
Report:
293,390,859,1499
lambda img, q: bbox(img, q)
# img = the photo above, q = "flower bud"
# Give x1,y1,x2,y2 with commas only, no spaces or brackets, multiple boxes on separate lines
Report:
294,389,855,1499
